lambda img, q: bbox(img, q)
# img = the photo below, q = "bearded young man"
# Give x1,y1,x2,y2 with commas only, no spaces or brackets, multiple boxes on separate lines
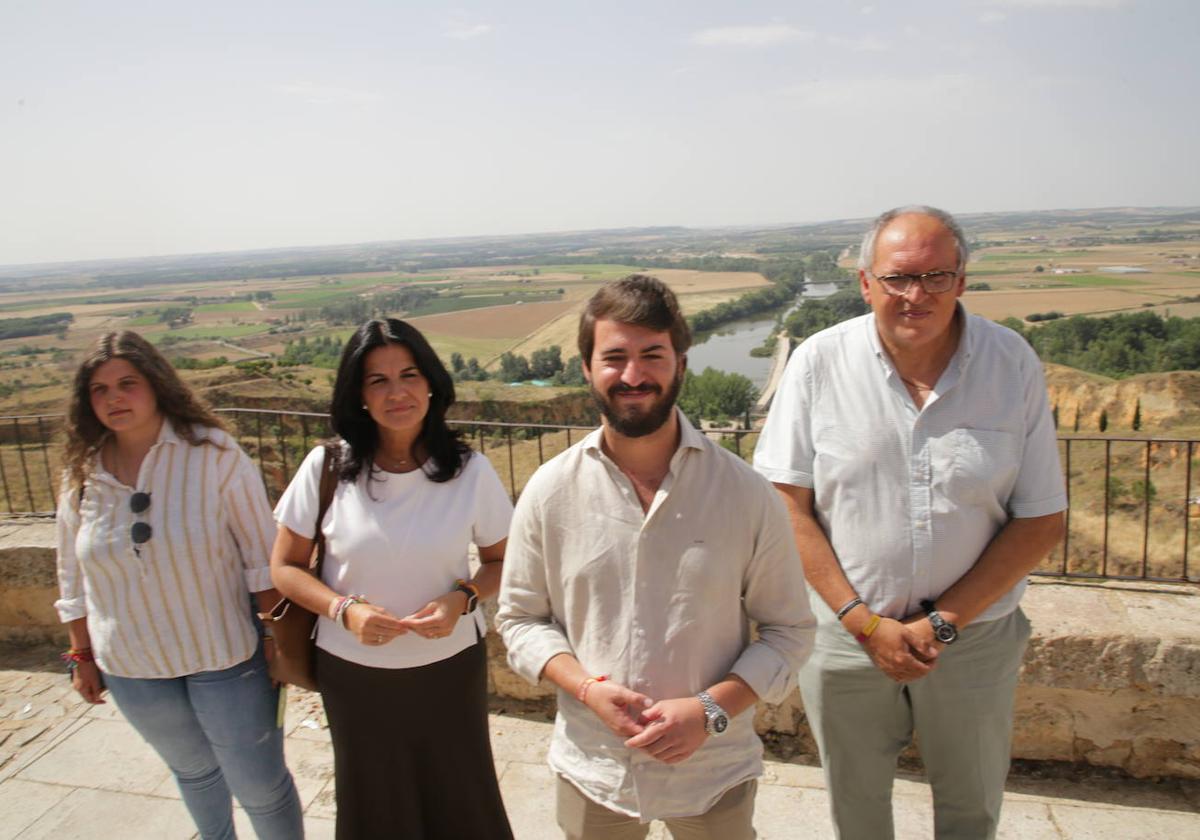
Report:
497,274,814,840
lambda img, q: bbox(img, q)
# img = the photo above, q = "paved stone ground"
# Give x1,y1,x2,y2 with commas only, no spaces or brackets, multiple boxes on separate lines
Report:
2,645,1197,839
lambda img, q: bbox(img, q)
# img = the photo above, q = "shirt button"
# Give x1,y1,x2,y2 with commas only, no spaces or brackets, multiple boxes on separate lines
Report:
635,628,645,638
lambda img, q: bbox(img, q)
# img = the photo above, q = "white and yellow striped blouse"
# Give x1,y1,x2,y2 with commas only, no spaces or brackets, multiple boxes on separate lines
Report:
55,420,276,678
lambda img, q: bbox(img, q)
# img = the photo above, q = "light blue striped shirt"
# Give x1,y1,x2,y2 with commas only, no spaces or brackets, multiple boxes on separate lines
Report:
754,305,1067,623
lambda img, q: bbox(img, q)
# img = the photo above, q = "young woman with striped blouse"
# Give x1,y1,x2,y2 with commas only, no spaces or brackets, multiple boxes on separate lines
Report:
54,331,303,840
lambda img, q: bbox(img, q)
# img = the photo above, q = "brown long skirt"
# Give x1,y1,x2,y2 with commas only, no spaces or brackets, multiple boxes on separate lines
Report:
317,639,514,840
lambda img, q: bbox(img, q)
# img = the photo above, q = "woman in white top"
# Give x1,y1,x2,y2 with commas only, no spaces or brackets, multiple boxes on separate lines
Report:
55,330,303,840
271,318,514,840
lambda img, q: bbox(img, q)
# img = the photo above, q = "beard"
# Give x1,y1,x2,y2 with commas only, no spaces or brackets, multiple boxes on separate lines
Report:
590,370,684,439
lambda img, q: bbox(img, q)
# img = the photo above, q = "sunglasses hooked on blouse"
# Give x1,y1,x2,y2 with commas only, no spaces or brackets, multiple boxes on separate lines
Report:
130,491,152,556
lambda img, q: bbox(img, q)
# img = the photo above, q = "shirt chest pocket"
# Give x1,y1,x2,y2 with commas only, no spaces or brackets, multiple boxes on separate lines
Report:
813,427,877,488
931,428,1021,507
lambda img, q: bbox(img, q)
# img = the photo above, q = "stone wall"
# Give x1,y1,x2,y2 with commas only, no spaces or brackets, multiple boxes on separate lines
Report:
5,522,1198,779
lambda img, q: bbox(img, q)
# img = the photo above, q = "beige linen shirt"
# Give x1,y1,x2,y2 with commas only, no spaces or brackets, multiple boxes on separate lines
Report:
496,411,815,822
55,421,276,678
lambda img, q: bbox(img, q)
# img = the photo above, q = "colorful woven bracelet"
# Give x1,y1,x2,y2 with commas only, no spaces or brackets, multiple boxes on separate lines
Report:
61,647,95,671
335,594,367,629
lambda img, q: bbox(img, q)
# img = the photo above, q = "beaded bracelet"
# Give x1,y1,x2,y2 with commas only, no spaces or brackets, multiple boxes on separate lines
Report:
61,647,95,672
333,594,368,629
576,675,608,704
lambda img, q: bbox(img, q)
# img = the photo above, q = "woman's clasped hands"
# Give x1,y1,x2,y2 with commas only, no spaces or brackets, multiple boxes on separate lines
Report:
344,591,465,646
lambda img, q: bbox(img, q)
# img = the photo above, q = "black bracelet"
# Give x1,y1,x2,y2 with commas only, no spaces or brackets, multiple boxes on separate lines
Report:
835,597,863,621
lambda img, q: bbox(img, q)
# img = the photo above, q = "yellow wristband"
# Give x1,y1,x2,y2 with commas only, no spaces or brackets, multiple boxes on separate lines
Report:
855,614,881,643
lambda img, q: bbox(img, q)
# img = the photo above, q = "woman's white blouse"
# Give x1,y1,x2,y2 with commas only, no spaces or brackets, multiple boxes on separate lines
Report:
273,445,513,669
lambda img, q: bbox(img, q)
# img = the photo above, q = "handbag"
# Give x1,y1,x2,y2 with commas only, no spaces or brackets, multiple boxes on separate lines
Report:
263,443,340,691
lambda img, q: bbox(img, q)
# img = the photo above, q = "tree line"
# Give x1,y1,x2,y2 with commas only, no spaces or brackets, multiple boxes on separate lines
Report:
687,251,854,335
773,289,1200,379
317,288,438,325
0,312,73,340
783,288,870,341
1003,311,1200,377
451,346,587,386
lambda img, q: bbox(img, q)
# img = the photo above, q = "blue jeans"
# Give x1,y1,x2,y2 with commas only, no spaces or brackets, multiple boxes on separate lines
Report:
104,646,304,840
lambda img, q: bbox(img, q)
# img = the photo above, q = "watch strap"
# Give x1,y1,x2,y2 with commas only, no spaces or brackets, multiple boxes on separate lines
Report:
697,690,728,735
455,579,479,614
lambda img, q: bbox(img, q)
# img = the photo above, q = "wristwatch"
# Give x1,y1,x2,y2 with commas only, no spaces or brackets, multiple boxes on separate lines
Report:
455,580,479,614
920,599,958,645
697,690,729,737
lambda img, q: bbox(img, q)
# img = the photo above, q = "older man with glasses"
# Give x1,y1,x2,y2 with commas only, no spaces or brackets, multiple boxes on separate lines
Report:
754,206,1067,839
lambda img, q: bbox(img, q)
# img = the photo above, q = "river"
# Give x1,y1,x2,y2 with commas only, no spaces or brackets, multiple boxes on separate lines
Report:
687,281,842,387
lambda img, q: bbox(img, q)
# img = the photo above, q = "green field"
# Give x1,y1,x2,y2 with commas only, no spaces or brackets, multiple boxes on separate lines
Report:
196,301,257,313
530,263,641,279
267,275,451,309
149,323,271,342
978,251,1096,262
1051,274,1145,287
0,292,157,314
408,292,562,317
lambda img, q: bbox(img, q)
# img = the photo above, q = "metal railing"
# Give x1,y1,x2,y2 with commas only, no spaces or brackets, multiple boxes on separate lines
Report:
3,411,1196,584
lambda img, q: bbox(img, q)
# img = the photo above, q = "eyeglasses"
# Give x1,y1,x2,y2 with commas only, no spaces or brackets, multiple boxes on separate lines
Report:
130,491,152,555
868,270,960,296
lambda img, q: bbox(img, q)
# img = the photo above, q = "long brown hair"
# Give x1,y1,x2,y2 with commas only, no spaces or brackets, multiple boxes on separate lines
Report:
62,330,227,492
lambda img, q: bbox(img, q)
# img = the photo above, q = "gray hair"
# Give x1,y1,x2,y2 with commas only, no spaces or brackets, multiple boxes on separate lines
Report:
857,205,970,272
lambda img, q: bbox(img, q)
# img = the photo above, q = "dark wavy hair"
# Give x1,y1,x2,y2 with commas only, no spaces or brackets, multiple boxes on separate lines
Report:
63,330,227,492
330,318,469,485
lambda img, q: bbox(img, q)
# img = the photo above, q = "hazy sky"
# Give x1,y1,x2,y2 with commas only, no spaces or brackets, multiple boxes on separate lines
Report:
3,0,1197,265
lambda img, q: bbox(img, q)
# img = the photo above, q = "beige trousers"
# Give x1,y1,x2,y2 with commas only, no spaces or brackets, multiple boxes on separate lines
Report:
555,775,758,840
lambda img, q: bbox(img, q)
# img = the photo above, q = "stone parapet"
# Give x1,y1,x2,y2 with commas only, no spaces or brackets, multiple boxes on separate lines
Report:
0,521,62,646
4,522,1198,778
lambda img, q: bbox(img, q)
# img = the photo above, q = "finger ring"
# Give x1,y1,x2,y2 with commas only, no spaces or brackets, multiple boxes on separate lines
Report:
375,634,383,643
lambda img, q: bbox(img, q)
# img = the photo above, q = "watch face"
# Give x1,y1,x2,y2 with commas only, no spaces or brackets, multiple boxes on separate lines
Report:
712,714,728,735
935,624,957,643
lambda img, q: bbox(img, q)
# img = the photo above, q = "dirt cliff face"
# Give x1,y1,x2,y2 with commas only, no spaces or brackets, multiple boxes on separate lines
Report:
1045,365,1200,434
448,390,598,426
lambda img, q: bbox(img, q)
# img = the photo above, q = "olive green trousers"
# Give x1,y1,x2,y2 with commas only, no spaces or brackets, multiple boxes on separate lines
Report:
799,602,1031,840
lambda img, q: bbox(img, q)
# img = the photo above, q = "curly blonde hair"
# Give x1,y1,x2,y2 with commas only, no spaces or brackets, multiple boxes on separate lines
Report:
62,331,226,493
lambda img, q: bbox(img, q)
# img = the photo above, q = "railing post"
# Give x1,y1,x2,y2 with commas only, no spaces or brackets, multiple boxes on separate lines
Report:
276,411,289,495
255,413,265,474
1185,441,1194,581
0,433,13,514
1061,438,1071,575
506,427,516,501
12,419,35,512
37,416,55,513
1142,441,1152,579
1102,439,1111,577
